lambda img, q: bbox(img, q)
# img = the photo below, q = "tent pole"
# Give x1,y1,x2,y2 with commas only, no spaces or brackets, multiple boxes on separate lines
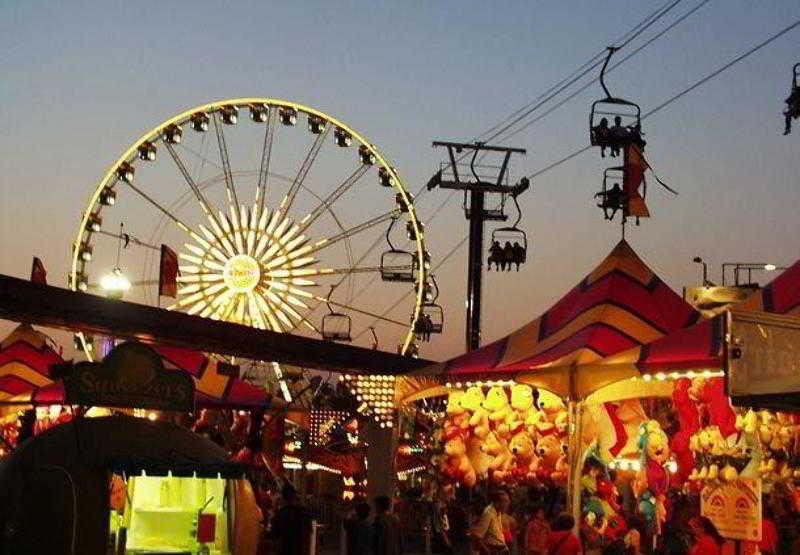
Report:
565,366,583,531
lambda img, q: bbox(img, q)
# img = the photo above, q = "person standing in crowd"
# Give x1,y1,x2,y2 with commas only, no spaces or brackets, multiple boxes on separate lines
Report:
431,491,452,554
374,495,403,555
544,513,581,555
345,502,373,555
758,504,778,555
270,484,312,555
472,490,512,555
447,488,470,555
688,516,723,555
524,506,549,555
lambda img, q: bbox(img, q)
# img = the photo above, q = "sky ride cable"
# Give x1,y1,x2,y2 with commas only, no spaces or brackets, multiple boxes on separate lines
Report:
526,15,800,181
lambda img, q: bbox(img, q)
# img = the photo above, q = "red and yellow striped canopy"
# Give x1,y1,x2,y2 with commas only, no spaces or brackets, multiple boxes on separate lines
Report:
1,334,270,409
407,240,700,400
580,256,800,391
0,324,62,402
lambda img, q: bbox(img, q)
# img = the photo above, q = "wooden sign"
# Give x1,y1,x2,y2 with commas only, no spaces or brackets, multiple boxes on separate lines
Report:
65,341,194,411
700,479,761,542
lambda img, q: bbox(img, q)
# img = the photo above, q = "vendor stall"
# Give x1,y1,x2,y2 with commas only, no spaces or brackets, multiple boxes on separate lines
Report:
0,415,261,554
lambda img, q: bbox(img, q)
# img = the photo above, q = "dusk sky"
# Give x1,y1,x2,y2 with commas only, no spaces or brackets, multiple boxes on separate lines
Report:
1,0,799,360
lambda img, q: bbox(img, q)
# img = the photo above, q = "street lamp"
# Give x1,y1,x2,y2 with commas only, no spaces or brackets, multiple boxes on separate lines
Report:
100,267,131,299
692,256,713,286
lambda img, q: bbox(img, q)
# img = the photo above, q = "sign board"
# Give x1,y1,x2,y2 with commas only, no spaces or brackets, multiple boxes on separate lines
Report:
65,341,194,411
700,479,762,542
727,310,800,407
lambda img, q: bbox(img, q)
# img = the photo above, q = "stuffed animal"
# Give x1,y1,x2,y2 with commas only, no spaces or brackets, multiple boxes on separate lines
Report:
703,378,738,437
483,386,513,436
481,431,513,482
444,390,471,439
635,420,670,532
443,435,477,487
509,430,537,482
552,441,569,483
461,386,491,438
507,384,535,434
536,390,566,436
671,378,700,485
536,433,563,472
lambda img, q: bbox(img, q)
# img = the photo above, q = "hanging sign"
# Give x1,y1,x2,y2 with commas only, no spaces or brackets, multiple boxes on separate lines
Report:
700,478,762,542
727,310,800,408
65,341,194,411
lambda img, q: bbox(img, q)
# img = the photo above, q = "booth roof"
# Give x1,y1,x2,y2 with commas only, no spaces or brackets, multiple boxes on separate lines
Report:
576,254,800,393
0,324,63,402
402,240,700,401
0,415,243,478
3,341,271,409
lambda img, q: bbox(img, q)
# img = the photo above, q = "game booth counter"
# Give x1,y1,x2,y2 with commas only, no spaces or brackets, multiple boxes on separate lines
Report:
0,340,269,555
396,240,800,553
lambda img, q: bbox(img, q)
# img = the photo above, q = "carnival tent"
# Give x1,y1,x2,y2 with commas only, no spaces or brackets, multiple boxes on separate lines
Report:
403,240,700,401
2,340,271,409
0,324,62,402
575,255,800,394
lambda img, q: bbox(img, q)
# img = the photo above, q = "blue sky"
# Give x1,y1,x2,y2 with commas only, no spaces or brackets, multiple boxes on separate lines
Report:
1,1,799,358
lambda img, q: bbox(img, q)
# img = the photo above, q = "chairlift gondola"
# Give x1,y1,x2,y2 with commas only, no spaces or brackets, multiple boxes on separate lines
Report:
380,217,416,282
589,47,645,156
594,166,627,221
487,194,528,272
414,276,443,340
783,63,800,135
321,286,352,342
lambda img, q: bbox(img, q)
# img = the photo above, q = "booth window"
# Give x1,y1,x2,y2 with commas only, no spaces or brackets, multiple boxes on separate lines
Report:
108,472,232,554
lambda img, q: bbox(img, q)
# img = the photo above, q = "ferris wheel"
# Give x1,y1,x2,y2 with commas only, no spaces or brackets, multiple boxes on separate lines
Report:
69,98,429,359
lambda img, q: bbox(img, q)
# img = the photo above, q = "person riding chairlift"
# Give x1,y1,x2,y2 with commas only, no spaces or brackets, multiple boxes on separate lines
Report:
595,183,626,221
488,241,504,271
785,86,800,135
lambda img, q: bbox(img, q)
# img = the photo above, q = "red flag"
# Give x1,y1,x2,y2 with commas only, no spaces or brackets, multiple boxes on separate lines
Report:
158,244,179,298
30,257,47,285
623,144,650,219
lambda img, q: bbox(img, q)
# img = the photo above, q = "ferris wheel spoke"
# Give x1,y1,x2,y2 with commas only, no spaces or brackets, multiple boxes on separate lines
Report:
299,165,370,231
305,209,401,257
256,110,276,213
280,126,331,214
120,180,194,235
164,141,222,227
212,112,240,210
253,291,283,332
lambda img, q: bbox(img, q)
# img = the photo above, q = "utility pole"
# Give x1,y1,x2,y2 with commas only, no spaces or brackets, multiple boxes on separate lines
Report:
427,141,528,351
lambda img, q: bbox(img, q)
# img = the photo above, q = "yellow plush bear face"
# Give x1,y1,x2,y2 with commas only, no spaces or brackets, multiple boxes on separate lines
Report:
446,390,467,415
509,431,535,460
460,386,486,412
510,384,534,412
537,389,565,414
642,421,670,463
536,434,562,467
482,386,510,411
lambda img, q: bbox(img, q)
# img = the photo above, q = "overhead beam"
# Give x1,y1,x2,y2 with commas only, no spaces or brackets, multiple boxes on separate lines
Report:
0,274,434,375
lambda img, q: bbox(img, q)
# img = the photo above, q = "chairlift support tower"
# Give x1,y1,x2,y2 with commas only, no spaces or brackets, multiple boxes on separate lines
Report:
428,141,528,351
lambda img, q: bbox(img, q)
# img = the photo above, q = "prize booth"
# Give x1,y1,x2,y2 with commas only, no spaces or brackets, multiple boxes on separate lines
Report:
0,340,267,554
397,240,800,553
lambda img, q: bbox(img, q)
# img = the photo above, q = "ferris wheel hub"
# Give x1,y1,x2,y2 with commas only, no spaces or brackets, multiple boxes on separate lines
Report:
223,254,261,293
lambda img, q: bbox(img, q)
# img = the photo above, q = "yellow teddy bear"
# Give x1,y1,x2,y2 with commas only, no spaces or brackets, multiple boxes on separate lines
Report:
482,431,513,482
536,390,567,436
483,386,514,436
507,384,535,435
460,386,491,438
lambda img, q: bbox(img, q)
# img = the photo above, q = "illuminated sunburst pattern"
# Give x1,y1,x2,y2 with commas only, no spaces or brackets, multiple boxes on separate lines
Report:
172,201,332,333
70,98,429,359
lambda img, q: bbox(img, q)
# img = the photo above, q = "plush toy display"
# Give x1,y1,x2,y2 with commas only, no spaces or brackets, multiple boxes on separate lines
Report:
634,420,670,532
481,431,513,481
483,386,514,436
461,386,491,438
671,378,700,485
508,384,536,434
444,435,477,487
